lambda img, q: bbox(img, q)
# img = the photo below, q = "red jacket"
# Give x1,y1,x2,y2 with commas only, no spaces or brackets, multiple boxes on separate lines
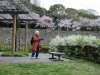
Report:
32,34,41,50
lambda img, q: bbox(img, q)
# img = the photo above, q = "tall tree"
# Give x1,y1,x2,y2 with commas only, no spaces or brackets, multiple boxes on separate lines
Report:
65,8,79,20
48,4,65,19
78,9,98,19
32,4,47,16
87,9,99,15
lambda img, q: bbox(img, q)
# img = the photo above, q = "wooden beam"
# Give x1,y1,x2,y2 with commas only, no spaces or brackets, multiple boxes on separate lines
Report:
12,14,17,53
25,21,28,51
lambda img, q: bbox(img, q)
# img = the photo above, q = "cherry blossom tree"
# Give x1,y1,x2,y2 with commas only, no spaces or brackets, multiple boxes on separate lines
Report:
92,18,100,27
75,17,100,31
89,18,100,31
78,17,91,27
72,21,81,31
36,15,55,40
57,17,100,31
36,15,100,31
58,18,72,31
36,15,55,29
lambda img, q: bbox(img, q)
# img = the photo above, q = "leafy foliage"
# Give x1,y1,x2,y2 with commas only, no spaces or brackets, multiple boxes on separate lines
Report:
32,4,47,16
50,35,100,62
78,9,98,19
65,8,79,20
40,45,50,53
48,4,65,15
48,4,65,20
0,44,11,52
50,35,100,48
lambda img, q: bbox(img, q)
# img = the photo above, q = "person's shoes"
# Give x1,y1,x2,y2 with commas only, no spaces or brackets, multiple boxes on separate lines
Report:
35,57,39,59
31,57,34,59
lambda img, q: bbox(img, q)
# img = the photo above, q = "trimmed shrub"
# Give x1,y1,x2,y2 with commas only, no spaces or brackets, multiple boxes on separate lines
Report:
50,35,100,63
40,45,50,53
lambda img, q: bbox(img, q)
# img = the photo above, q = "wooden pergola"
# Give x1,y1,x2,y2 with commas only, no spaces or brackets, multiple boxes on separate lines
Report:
18,14,35,51
0,1,30,53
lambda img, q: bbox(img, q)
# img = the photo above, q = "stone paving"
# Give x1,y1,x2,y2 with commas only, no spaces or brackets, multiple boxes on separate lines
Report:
0,53,52,64
0,52,68,64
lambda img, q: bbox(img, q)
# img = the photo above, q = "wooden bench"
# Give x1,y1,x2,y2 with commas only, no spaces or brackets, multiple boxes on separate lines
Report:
49,52,65,61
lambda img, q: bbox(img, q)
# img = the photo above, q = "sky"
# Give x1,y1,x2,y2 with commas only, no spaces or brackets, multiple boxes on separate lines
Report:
30,0,100,15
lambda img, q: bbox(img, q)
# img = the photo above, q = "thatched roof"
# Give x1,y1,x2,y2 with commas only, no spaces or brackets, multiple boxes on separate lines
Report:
0,12,40,21
0,1,34,21
18,14,34,21
18,12,40,21
0,1,39,25
0,1,28,14
0,13,36,21
0,14,12,20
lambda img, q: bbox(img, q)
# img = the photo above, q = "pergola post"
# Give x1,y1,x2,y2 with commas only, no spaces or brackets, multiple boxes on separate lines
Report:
12,14,17,53
0,1,29,53
25,21,29,51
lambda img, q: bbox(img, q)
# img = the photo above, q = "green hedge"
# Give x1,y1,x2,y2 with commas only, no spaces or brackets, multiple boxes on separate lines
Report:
64,45,100,63
40,45,50,53
50,35,100,63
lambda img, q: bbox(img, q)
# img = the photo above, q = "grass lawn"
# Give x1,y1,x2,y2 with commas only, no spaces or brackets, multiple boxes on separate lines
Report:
0,60,100,75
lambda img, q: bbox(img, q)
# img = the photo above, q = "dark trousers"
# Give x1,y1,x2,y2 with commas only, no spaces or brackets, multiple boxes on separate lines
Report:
31,50,39,58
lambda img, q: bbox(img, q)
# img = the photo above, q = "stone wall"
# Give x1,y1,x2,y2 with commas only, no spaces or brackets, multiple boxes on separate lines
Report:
0,28,100,45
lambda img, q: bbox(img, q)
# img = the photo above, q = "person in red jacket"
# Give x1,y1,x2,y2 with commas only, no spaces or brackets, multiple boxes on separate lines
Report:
31,30,43,59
